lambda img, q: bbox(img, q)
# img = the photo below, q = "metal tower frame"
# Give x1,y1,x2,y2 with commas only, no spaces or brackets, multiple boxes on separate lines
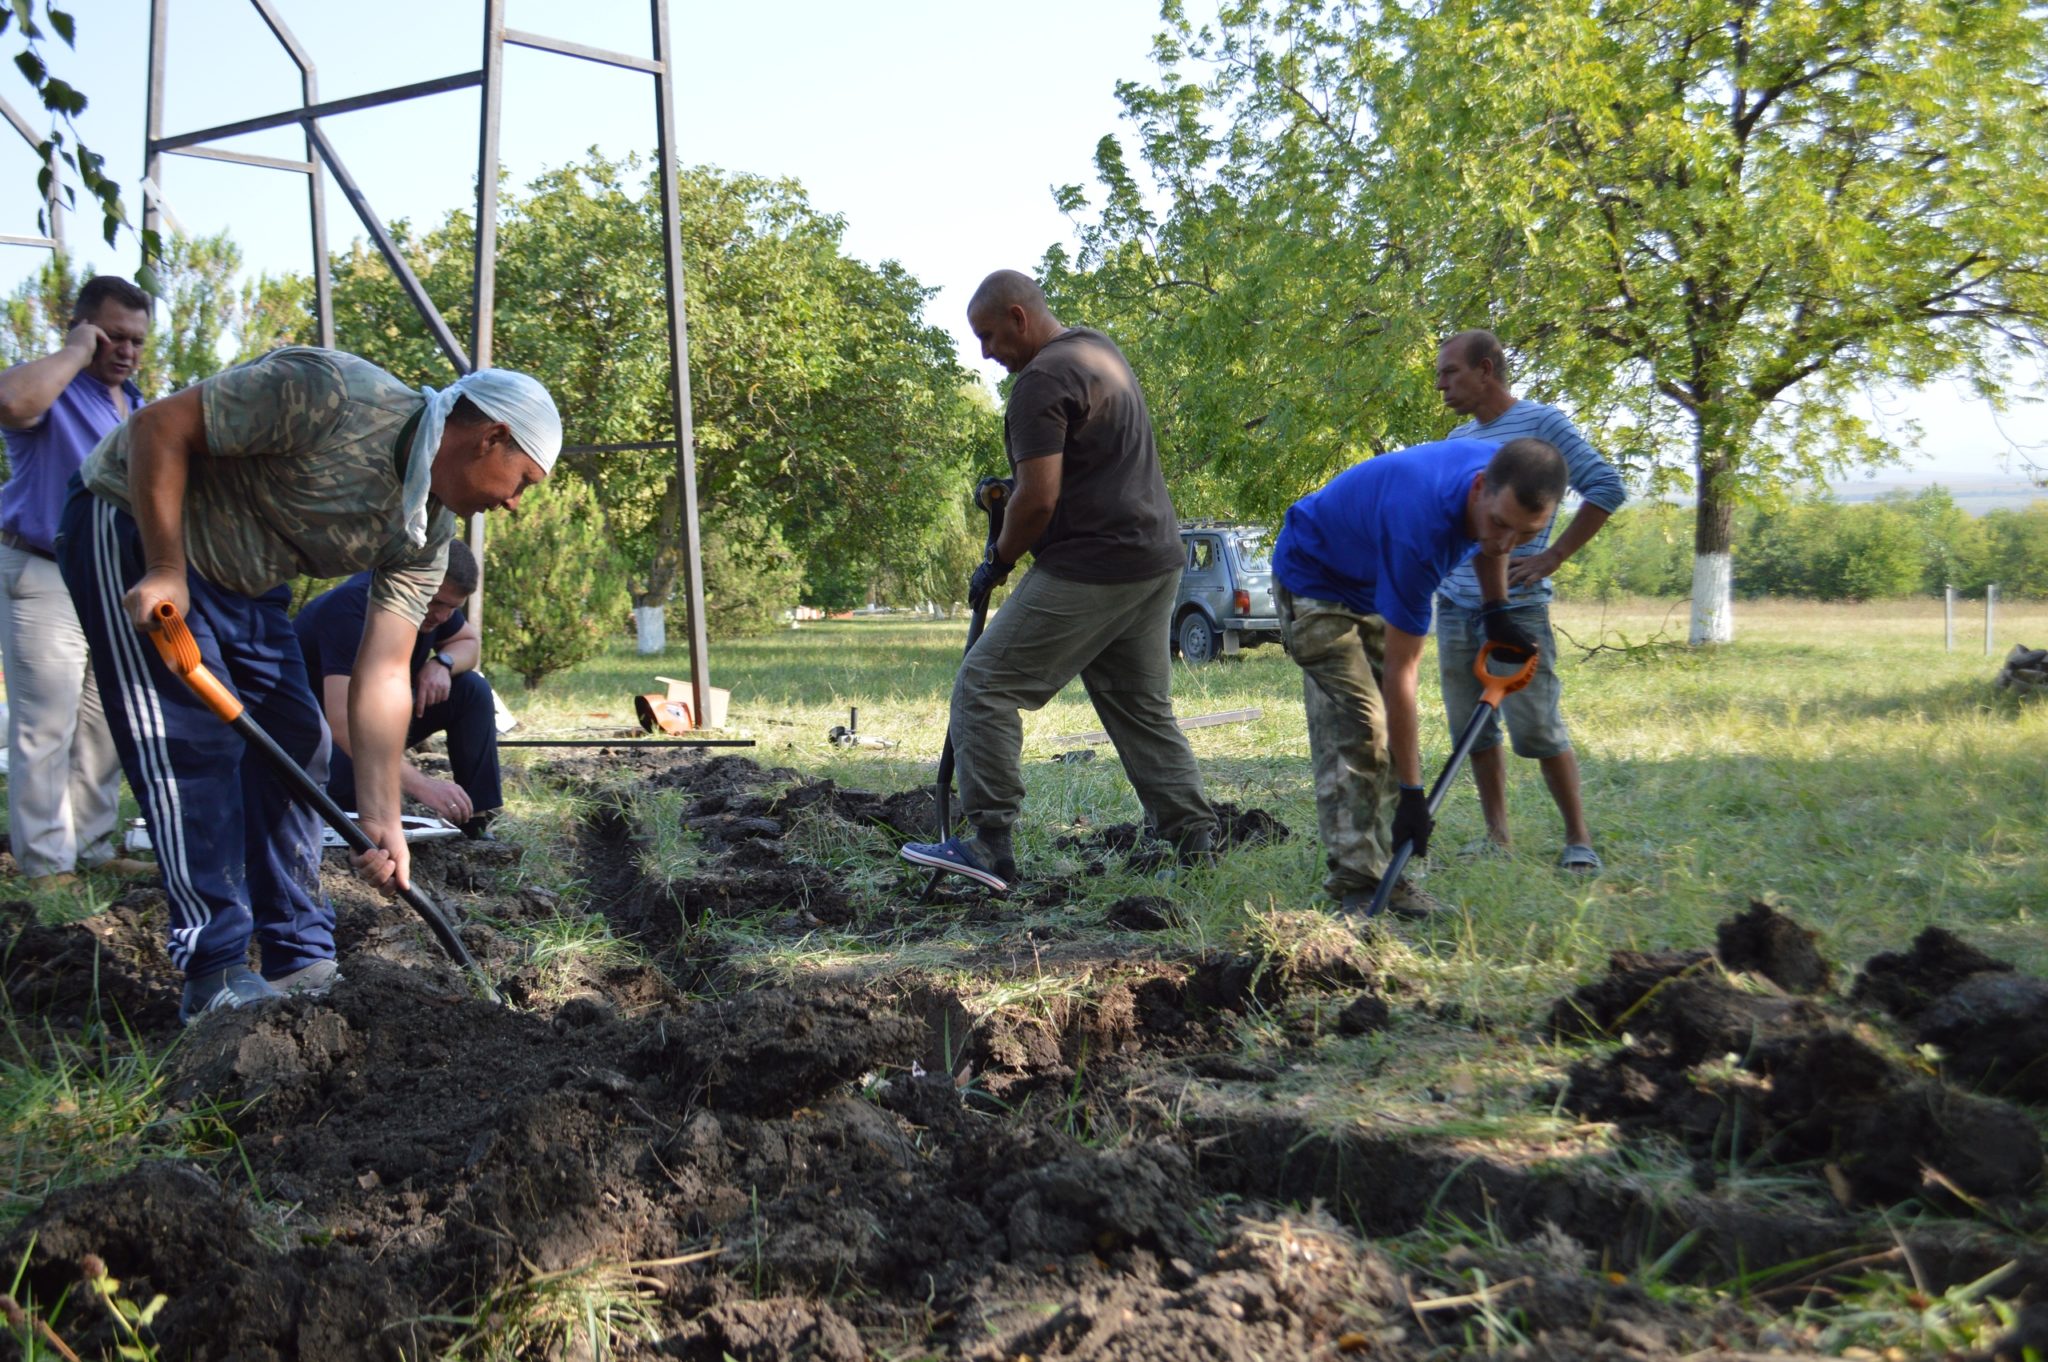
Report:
139,0,713,723
0,89,65,253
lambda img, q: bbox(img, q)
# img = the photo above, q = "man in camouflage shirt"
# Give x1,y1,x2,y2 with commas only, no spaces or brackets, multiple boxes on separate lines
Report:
57,347,559,1022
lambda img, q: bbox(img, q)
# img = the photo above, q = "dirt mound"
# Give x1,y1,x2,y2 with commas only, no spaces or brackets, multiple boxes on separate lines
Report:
774,778,942,841
1918,972,2048,1100
1716,900,1833,993
1107,895,1177,930
3,891,181,1035
967,1210,1391,1361
1547,948,1715,1041
638,989,925,1115
7,1161,420,1362
1557,941,2043,1206
1852,926,2015,1022
1054,801,1293,865
669,1297,866,1361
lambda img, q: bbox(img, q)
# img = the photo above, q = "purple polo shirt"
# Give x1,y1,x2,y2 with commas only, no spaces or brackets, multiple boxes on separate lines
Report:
1,369,142,554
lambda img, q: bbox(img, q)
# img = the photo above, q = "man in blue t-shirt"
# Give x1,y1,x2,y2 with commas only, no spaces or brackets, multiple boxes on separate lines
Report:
293,540,501,836
1434,330,1627,873
1273,437,1565,917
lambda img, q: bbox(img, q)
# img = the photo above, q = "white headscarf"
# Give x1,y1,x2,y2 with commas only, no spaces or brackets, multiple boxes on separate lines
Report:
400,368,564,547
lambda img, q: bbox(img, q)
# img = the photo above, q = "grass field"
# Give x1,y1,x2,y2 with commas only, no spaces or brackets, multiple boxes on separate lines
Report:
497,595,2048,990
6,594,2048,1359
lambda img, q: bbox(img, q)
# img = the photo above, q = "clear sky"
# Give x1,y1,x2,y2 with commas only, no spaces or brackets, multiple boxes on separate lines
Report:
3,0,2040,485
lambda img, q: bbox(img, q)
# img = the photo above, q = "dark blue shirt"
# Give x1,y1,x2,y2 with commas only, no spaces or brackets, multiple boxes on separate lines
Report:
1272,439,1489,636
1,368,143,553
295,572,463,686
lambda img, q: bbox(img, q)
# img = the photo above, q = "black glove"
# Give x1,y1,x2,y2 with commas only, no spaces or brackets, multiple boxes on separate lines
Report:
1391,784,1432,858
968,554,1012,608
1479,598,1538,661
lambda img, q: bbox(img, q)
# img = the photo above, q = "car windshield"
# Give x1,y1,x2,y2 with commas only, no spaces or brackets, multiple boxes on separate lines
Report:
1232,534,1272,573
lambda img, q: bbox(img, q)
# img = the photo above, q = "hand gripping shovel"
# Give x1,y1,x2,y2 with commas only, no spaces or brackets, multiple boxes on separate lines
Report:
147,601,503,1003
922,475,1010,901
1363,641,1540,919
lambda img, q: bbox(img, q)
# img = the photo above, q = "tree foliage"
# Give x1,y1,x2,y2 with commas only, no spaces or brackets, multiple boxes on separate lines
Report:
323,154,993,632
1050,0,2048,639
4,1,160,290
1554,487,2048,602
482,475,632,688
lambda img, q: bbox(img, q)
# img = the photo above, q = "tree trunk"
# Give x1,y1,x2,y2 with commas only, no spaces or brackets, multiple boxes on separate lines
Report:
1690,449,1736,645
633,605,666,654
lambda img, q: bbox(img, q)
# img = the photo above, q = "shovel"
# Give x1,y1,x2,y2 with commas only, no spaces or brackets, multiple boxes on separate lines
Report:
922,475,1010,900
1363,640,1539,919
147,601,503,1003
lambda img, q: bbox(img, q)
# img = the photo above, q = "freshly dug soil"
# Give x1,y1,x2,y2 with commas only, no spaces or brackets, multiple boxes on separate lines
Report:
1852,925,2015,1023
1716,900,1833,993
8,756,2047,1360
1555,909,2044,1207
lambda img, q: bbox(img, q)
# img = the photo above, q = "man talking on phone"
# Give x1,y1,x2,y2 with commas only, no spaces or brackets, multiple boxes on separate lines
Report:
0,276,157,888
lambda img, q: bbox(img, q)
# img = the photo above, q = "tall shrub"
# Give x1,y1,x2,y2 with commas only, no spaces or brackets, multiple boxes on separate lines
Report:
486,476,630,688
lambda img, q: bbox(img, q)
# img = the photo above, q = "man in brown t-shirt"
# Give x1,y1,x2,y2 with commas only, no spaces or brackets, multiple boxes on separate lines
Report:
900,270,1218,891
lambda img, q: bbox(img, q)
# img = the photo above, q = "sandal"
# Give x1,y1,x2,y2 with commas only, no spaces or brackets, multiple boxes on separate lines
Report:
1556,843,1603,874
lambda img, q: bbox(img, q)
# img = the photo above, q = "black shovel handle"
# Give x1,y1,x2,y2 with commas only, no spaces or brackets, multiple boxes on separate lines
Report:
1365,642,1539,918
149,602,502,1002
924,477,1010,898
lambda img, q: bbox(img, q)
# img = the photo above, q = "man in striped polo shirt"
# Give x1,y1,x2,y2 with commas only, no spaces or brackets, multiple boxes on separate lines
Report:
1433,330,1627,873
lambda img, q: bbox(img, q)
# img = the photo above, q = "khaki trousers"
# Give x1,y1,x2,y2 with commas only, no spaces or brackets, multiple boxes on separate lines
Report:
951,565,1215,846
0,544,121,875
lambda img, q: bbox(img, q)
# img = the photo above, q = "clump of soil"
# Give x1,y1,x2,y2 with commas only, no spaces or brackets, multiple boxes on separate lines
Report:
1547,948,1714,1042
1716,900,1833,993
1848,927,2048,1101
1054,800,1293,868
1852,926,2015,1022
1554,909,2043,1207
3,889,181,1034
1107,895,1177,930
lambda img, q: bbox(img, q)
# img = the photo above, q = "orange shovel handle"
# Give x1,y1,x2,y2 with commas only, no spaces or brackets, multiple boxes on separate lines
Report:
1473,640,1540,708
148,602,245,723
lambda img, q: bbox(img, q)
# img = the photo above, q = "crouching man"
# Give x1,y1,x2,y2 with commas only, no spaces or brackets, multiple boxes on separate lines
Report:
58,347,558,1021
295,538,502,838
1272,437,1565,919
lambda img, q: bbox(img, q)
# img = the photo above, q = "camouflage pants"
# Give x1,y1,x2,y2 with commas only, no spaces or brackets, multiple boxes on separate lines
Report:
1277,584,1395,898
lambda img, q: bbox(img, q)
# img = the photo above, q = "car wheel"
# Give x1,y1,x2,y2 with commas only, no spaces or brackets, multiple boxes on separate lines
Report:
1178,611,1217,664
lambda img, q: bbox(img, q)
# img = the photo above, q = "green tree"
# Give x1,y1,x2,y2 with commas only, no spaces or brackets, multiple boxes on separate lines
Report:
5,2,161,290
1981,504,2048,599
1055,0,2048,640
0,250,80,369
323,154,984,637
1894,486,1993,595
144,231,244,392
484,475,632,688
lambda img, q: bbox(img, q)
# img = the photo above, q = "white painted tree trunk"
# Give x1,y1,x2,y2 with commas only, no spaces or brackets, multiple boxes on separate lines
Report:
634,605,666,654
1689,551,1733,644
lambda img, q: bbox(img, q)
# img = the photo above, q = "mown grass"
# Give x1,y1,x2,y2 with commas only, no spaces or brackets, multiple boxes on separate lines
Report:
5,595,2048,1356
495,596,2048,994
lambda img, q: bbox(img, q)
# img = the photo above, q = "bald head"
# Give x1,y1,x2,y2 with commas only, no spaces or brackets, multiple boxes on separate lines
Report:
968,269,1050,319
967,269,1064,373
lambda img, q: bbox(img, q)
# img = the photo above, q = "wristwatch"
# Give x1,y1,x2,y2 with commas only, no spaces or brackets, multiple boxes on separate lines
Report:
431,649,456,671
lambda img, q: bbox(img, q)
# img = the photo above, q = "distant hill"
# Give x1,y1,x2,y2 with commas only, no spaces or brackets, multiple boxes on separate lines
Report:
1831,478,2048,516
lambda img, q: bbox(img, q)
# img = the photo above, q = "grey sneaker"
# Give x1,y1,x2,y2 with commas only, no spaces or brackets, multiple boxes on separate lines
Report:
180,965,283,1024
268,958,343,996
